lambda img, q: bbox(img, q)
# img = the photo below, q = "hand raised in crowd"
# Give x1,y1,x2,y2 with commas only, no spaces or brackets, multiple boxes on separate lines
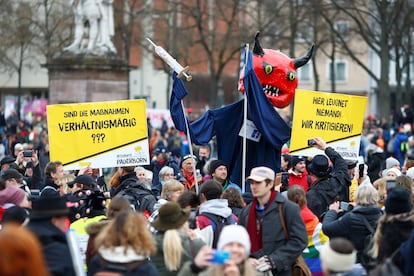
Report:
78,166,92,176
193,245,214,269
310,137,327,151
328,201,341,213
30,150,39,166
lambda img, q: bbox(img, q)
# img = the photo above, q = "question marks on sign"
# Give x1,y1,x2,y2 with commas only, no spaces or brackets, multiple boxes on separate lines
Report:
91,133,106,143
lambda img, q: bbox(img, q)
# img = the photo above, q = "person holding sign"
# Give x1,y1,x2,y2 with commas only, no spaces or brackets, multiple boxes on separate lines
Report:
306,137,350,220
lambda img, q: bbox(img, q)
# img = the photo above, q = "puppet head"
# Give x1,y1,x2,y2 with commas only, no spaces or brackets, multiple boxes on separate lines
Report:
239,32,314,108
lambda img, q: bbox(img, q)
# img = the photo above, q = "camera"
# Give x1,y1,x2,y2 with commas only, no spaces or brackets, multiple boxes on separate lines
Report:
210,250,230,265
23,151,32,158
386,180,397,192
275,172,289,192
307,139,316,146
339,201,353,211
188,208,198,229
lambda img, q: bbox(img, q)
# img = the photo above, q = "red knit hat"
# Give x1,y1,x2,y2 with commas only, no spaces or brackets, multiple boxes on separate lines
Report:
0,186,26,206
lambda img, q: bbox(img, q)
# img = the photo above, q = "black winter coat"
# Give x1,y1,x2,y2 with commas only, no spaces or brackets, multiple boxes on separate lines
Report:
377,211,414,263
111,172,157,214
322,205,382,262
27,219,76,276
307,147,349,219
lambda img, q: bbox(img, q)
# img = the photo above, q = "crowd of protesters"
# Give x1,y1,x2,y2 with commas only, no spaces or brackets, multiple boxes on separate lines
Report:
0,105,413,276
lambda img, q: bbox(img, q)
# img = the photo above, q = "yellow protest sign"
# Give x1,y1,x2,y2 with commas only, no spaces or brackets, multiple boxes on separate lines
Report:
290,90,367,160
47,100,149,170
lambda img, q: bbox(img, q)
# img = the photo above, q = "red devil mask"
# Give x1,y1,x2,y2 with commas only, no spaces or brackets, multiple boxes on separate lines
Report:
239,32,314,108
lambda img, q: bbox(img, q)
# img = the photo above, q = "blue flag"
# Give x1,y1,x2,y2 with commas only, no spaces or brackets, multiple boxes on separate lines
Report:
169,51,291,190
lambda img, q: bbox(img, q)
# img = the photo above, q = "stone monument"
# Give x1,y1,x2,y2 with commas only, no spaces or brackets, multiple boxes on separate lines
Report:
46,0,130,104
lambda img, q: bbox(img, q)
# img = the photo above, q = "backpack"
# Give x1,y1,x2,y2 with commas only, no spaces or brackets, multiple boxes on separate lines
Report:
368,248,404,276
117,187,141,212
199,212,235,248
357,214,376,271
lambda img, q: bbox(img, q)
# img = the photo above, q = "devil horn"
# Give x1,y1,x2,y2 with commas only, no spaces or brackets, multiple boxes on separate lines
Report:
253,31,265,56
293,45,315,68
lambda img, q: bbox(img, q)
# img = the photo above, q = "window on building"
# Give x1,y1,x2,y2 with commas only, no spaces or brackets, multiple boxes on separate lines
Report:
334,20,349,41
298,62,312,83
328,60,347,82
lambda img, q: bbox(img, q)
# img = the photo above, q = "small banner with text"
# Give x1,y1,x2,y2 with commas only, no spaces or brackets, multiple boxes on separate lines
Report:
47,100,149,170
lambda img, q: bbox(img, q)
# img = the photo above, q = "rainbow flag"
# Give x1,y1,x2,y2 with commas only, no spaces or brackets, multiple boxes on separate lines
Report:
301,206,329,276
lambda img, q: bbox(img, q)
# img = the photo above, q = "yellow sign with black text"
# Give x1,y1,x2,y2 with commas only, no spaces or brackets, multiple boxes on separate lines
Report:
47,100,149,170
290,90,367,160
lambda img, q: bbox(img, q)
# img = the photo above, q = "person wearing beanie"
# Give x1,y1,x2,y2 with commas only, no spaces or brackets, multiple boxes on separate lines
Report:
0,185,29,207
306,137,350,219
370,188,414,264
381,157,401,178
177,154,202,191
209,159,241,193
151,201,205,276
287,155,311,193
385,167,402,178
178,225,259,276
319,237,363,276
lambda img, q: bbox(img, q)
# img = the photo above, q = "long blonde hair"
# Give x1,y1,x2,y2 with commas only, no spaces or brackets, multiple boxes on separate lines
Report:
55,173,75,195
162,229,184,271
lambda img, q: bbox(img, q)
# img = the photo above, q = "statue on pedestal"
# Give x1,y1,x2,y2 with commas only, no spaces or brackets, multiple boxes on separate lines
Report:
64,0,117,54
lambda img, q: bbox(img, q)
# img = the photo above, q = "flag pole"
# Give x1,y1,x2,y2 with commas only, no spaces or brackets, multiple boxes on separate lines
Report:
242,44,249,194
181,103,199,195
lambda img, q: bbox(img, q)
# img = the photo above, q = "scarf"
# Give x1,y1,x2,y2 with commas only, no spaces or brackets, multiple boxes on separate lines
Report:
247,190,278,253
182,170,195,189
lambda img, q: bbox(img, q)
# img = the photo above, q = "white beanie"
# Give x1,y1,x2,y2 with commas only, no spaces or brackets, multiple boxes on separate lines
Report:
386,168,402,177
320,240,356,272
217,225,251,256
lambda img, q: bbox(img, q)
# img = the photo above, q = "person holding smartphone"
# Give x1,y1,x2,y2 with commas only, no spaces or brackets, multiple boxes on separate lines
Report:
178,225,258,276
321,184,382,266
306,137,350,219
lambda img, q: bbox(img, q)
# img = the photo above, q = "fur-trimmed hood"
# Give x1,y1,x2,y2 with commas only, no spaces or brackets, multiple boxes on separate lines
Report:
98,246,148,263
382,210,414,224
85,219,109,235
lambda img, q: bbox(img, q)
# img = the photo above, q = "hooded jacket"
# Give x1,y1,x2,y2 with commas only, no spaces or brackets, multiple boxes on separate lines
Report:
196,199,236,247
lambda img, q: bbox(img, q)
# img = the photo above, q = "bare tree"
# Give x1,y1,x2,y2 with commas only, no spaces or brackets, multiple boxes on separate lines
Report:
329,0,407,117
0,2,36,119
